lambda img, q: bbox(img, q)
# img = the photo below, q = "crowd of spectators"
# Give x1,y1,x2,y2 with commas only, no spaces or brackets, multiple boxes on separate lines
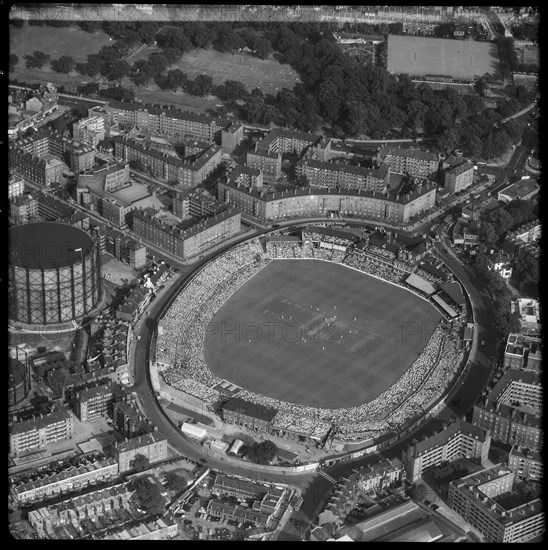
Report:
342,250,406,284
155,237,462,444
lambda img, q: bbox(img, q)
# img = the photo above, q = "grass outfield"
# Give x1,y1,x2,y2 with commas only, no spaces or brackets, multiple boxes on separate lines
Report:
387,34,499,79
204,259,442,409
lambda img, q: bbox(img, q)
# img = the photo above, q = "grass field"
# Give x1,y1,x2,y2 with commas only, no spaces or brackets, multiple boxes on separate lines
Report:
133,46,300,93
9,24,112,71
387,35,499,79
204,259,441,409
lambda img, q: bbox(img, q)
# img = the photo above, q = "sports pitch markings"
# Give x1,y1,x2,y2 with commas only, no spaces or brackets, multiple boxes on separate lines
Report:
204,259,442,409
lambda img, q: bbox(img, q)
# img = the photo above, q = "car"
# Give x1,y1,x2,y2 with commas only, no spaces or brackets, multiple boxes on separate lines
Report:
481,340,486,346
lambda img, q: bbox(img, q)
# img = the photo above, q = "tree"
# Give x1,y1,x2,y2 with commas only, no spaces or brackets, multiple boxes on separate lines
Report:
223,80,249,101
246,440,278,464
130,453,151,473
133,477,165,515
148,52,170,75
161,47,182,65
164,472,188,493
411,484,428,502
9,54,18,72
10,19,24,28
192,74,214,96
129,159,145,172
165,68,187,92
157,28,192,53
136,22,160,45
105,60,130,83
78,21,100,33
253,37,272,59
51,55,75,74
24,51,51,69
130,60,156,88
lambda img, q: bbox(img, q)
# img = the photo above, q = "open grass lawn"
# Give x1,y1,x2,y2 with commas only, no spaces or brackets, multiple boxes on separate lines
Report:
133,46,300,93
204,259,441,409
387,34,499,79
9,24,113,72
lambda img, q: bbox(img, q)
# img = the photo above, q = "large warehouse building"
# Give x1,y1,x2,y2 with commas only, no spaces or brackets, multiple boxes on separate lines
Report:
9,222,102,325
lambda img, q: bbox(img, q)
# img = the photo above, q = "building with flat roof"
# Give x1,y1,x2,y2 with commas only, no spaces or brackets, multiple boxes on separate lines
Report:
498,178,539,203
75,383,113,422
448,464,544,542
402,420,491,482
73,115,106,148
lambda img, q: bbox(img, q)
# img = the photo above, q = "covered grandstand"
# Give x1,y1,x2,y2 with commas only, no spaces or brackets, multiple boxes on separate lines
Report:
431,294,458,319
406,273,437,296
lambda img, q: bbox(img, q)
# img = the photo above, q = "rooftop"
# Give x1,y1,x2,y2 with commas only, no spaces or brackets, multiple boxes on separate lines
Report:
409,420,488,458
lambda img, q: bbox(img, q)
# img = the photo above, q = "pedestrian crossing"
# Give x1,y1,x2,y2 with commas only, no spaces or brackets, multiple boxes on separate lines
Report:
318,470,337,484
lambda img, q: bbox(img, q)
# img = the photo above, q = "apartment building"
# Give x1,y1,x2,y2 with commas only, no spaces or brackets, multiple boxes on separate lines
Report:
73,115,106,148
112,136,222,188
103,101,226,142
246,148,282,183
115,431,168,473
9,405,75,456
472,369,542,450
258,128,320,156
112,394,152,439
508,446,543,482
75,383,114,422
10,193,38,224
402,420,491,482
221,120,244,153
448,465,544,542
9,129,95,182
377,146,440,178
8,174,25,199
444,161,475,194
218,178,437,226
296,158,390,192
173,187,225,219
132,207,241,259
